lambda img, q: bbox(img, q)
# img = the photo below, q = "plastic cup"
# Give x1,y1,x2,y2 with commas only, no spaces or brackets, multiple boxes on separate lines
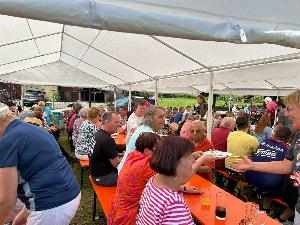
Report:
200,188,211,207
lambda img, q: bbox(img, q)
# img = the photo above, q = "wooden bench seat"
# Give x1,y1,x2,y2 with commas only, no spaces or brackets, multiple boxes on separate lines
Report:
89,176,116,220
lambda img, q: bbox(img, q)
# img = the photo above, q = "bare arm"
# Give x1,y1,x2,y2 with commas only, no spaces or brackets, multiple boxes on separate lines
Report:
232,155,293,174
0,167,18,224
192,154,215,173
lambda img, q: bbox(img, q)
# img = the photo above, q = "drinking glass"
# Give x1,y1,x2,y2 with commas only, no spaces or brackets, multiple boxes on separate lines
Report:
215,191,227,220
200,188,211,207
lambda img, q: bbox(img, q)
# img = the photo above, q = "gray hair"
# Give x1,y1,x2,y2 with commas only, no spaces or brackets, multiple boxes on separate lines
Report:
143,105,165,127
78,107,89,117
102,111,119,123
0,103,15,126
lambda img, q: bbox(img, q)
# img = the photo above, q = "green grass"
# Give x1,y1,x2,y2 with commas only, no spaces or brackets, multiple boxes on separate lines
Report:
157,97,263,109
58,131,106,225
158,97,197,108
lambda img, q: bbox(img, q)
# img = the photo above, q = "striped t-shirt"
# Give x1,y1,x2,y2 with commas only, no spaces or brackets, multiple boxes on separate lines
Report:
136,176,194,225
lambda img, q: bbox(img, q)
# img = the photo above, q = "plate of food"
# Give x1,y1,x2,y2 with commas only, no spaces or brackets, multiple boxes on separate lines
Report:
203,150,232,158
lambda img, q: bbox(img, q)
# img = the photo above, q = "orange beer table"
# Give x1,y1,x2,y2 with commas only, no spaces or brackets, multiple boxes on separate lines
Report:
184,175,281,225
113,133,126,146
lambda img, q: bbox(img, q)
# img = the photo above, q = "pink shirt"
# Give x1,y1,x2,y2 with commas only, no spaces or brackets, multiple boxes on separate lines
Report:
136,177,194,225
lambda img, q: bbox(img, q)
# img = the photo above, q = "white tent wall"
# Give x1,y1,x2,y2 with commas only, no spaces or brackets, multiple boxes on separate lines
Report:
1,0,300,48
1,5,300,95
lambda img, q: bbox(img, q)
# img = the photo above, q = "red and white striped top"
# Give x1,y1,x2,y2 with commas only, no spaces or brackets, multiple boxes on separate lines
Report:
136,176,194,225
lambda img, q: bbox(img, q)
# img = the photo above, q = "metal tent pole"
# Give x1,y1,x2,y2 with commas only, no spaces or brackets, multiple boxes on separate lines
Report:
207,72,214,141
155,79,158,105
128,84,132,111
88,88,91,107
114,87,117,110
20,85,24,109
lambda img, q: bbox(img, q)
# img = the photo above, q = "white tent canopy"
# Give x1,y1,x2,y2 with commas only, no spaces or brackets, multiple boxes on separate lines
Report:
1,1,300,96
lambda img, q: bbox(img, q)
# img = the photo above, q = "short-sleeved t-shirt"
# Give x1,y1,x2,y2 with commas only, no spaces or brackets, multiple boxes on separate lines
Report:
226,131,259,172
90,129,118,177
245,139,288,190
126,112,143,144
0,120,80,211
43,106,53,126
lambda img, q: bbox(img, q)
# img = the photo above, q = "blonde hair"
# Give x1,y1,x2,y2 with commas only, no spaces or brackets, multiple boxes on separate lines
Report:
285,89,300,108
87,107,100,120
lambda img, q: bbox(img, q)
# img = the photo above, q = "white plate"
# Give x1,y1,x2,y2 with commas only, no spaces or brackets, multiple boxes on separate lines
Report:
203,150,232,158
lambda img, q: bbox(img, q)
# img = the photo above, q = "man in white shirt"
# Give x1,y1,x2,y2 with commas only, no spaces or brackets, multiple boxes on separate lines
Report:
126,99,146,144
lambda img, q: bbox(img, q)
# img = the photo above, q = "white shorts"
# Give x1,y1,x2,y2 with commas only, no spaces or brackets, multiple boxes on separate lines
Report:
27,192,81,225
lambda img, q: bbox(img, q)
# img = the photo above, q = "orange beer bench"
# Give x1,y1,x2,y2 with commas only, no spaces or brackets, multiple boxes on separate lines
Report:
89,176,116,220
79,160,89,186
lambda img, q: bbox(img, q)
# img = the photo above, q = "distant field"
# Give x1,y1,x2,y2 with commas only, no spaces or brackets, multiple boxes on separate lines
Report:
157,97,262,109
158,97,197,108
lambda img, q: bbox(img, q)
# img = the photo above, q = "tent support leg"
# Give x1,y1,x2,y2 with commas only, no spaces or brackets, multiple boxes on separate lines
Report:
207,72,214,141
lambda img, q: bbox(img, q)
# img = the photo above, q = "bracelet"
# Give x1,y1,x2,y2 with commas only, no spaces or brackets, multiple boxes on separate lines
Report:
183,185,187,193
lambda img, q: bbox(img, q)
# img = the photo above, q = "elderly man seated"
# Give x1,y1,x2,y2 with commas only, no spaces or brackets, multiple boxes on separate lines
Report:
186,120,214,180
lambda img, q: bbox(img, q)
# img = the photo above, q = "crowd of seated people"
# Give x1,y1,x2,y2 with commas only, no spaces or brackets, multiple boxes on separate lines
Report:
3,92,300,224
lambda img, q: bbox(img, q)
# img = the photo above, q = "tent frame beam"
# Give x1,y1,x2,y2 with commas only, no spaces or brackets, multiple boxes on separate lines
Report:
0,31,62,48
150,36,209,69
62,51,126,83
63,32,152,79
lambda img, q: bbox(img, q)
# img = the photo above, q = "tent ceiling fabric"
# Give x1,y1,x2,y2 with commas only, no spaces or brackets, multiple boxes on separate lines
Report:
1,0,300,48
0,61,108,88
1,4,300,95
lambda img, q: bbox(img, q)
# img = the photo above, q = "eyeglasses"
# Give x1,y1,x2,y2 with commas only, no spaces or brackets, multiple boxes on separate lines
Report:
286,106,294,113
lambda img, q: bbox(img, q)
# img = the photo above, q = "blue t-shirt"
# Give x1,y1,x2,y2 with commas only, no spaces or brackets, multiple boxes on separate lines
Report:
117,124,153,173
0,120,80,211
255,126,273,143
245,139,288,191
43,106,53,126
173,112,183,124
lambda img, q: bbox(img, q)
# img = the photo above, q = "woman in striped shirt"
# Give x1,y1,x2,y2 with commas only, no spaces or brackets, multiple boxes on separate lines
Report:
136,136,212,225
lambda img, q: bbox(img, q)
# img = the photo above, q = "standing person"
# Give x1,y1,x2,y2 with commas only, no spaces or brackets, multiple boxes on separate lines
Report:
253,114,273,143
265,97,277,126
194,94,208,118
126,99,146,144
232,89,300,224
89,111,122,186
0,103,80,225
38,101,55,126
118,105,165,172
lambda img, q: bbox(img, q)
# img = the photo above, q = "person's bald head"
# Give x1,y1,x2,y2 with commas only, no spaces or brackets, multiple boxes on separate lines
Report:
38,101,45,107
189,120,205,142
220,117,236,131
